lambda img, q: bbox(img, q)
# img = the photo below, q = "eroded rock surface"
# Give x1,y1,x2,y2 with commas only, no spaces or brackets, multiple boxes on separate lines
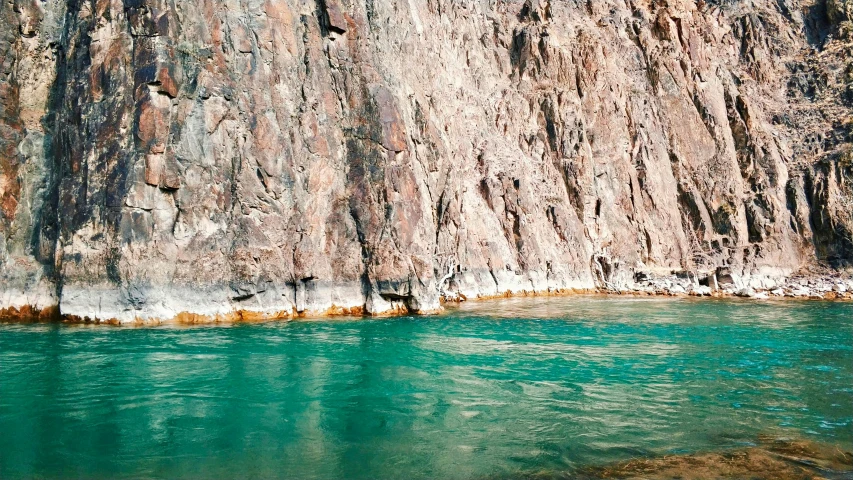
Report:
1,0,851,322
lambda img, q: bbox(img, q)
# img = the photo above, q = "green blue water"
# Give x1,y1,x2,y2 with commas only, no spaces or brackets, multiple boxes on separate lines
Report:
0,297,851,479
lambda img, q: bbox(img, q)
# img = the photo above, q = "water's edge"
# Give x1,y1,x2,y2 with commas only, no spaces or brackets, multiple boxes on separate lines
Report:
2,286,852,326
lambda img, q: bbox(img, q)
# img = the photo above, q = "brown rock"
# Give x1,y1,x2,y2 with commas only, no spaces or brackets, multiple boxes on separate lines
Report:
145,154,164,186
371,85,408,153
0,0,850,323
322,0,348,33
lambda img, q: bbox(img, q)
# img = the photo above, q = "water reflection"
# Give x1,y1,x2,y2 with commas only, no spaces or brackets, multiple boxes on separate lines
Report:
0,297,850,479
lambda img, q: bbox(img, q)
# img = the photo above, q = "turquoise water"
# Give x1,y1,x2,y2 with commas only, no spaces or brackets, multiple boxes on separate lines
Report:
0,297,851,479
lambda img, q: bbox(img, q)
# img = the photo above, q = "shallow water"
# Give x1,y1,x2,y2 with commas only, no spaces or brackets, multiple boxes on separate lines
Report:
0,297,851,479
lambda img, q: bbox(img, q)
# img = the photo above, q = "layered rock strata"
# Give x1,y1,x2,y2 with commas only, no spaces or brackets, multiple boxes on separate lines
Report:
1,0,851,323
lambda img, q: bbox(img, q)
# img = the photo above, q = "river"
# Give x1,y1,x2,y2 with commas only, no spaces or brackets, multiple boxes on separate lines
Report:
1,297,851,479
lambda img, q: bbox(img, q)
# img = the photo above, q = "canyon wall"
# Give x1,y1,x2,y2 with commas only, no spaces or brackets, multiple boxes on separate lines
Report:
1,0,851,322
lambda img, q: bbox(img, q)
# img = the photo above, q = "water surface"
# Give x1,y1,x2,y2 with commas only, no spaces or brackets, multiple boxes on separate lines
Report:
1,297,851,479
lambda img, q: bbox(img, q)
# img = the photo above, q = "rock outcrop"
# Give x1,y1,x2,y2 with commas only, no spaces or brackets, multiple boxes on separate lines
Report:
1,0,851,323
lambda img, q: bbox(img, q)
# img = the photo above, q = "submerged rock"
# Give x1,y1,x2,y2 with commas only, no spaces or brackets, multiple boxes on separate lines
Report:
581,437,853,480
0,0,851,323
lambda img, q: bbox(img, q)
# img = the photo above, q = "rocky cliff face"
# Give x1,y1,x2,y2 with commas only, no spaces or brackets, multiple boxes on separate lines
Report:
1,0,851,322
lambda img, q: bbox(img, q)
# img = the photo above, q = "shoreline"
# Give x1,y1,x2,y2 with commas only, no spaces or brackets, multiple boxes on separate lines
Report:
1,272,851,326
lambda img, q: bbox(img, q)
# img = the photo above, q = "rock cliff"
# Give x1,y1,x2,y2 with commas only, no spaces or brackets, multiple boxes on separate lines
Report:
1,0,851,322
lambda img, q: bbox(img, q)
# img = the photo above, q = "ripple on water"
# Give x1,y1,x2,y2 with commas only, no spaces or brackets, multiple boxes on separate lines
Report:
0,297,850,480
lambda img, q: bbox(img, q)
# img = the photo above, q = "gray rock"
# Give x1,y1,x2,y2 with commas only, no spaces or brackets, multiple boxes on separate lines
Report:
670,285,687,295
0,0,851,323
737,288,757,298
693,286,713,296
792,287,812,298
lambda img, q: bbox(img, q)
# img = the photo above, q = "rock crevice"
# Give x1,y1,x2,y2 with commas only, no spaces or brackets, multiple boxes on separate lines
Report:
1,0,851,323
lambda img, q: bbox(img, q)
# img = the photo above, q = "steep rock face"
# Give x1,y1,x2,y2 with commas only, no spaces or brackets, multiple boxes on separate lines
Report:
0,0,851,322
